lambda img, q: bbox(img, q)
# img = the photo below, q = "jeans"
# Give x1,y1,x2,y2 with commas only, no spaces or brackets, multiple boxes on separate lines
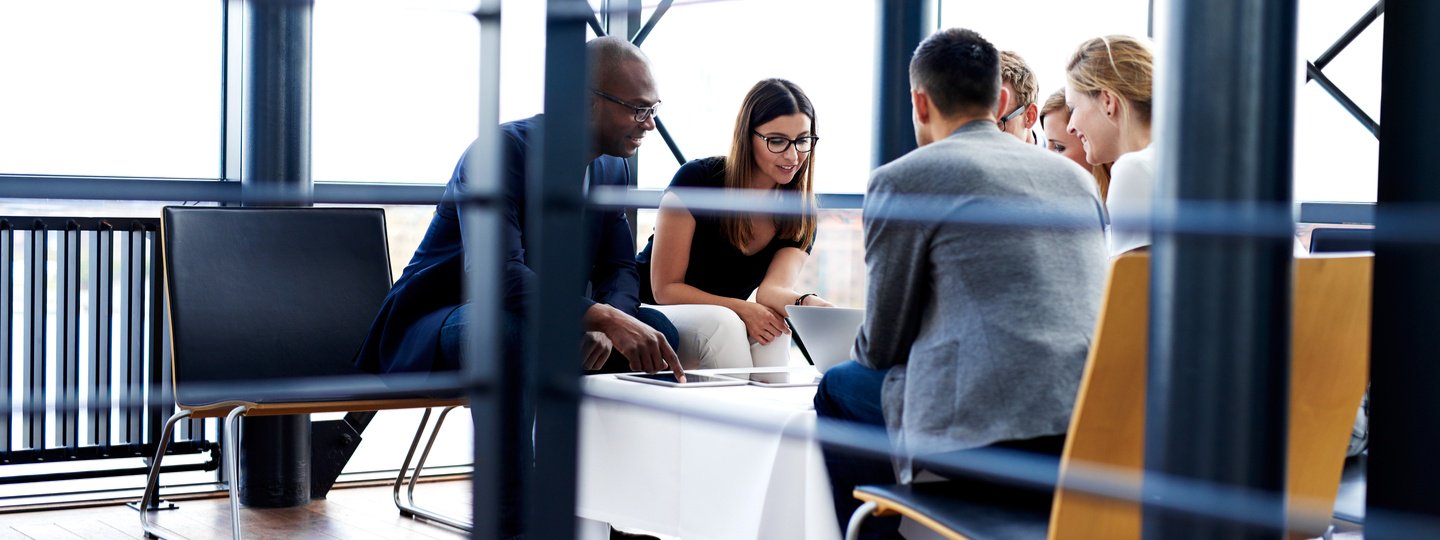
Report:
436,304,678,537
816,362,1067,540
814,360,901,540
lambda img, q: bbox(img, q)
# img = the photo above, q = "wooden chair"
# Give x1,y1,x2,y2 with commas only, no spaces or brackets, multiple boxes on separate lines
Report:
138,207,466,539
847,253,1372,539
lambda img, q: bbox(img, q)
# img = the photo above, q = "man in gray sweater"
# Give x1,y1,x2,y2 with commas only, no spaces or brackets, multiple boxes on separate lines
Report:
815,28,1107,538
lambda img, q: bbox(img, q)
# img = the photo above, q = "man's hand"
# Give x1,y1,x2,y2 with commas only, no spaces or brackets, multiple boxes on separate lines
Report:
581,331,613,371
732,301,790,345
584,304,685,382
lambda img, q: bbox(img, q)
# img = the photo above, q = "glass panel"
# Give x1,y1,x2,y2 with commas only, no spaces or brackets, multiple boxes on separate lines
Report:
635,0,876,194
312,1,481,184
939,0,1151,116
0,1,222,178
1295,1,1382,203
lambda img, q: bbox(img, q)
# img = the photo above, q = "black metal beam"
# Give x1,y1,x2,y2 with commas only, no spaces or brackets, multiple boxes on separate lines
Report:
1306,61,1379,138
873,0,933,167
629,0,672,47
1367,1,1440,538
1146,0,1298,538
1314,0,1385,71
653,117,686,165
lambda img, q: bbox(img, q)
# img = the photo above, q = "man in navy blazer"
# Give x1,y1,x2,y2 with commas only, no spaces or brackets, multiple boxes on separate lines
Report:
356,36,682,380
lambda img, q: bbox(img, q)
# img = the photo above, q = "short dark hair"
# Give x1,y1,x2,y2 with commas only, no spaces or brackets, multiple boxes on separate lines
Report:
909,28,1001,117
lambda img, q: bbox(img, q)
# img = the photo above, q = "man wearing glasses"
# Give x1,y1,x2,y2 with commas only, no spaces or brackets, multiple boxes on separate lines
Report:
355,35,678,540
996,50,1041,145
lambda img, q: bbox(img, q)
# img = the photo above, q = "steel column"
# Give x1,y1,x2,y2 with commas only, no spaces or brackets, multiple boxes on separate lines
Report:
237,0,315,508
242,0,313,206
1366,0,1440,537
524,1,591,538
873,0,934,167
1146,0,1298,538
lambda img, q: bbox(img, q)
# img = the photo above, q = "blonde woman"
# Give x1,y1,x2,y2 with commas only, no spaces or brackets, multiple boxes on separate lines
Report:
1065,35,1154,256
637,78,832,369
1040,88,1113,203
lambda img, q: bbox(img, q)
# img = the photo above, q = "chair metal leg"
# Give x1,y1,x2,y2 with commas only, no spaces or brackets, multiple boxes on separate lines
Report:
137,410,193,539
224,406,248,540
845,500,880,540
394,406,472,531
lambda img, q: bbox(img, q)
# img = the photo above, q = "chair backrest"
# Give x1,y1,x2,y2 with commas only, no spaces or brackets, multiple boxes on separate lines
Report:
1047,253,1372,539
161,207,393,409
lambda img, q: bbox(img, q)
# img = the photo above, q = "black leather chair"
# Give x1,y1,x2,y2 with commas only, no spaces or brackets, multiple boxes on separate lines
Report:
138,207,465,539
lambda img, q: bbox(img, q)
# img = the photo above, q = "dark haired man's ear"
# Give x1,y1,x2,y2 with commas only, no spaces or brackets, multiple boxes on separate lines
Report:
911,89,931,125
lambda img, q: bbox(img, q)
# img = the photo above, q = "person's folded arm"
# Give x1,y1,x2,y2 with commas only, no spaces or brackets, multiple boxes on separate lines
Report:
651,192,790,345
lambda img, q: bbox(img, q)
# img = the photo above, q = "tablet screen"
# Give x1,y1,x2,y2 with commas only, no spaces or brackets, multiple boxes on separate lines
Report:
744,372,821,385
624,373,730,384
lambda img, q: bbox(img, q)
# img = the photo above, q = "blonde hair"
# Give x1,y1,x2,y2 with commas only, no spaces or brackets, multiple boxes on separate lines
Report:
1039,87,1113,202
722,79,818,251
1000,50,1038,108
1065,35,1154,125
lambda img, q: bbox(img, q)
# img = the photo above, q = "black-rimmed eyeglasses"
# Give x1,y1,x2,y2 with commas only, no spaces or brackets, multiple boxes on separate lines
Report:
591,89,661,123
752,131,819,154
997,103,1028,129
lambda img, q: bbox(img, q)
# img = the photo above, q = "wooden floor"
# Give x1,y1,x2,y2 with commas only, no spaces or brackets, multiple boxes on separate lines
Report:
0,480,471,540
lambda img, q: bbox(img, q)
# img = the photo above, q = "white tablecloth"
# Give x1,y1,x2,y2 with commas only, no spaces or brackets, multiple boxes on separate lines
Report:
577,368,841,540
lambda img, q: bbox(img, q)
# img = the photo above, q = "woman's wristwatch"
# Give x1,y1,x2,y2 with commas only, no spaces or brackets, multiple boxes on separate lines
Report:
794,293,817,306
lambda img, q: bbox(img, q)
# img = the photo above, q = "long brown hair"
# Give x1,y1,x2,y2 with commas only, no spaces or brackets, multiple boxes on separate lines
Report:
721,79,818,251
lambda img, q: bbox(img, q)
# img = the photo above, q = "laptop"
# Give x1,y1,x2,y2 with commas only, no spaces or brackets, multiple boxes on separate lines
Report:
784,305,865,373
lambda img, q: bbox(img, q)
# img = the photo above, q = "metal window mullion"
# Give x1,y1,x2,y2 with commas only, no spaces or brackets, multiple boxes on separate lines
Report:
23,225,49,451
0,223,13,455
57,223,82,451
88,225,114,449
118,227,147,445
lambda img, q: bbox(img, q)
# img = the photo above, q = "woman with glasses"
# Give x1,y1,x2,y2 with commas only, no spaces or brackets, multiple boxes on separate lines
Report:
636,78,832,369
1040,88,1113,203
1065,35,1154,257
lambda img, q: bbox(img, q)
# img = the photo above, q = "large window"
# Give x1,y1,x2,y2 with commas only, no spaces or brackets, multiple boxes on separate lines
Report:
311,1,481,184
0,0,222,179
634,0,877,194
1294,0,1382,203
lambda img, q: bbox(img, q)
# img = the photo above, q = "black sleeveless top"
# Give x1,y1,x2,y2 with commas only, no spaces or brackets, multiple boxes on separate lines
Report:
636,157,813,304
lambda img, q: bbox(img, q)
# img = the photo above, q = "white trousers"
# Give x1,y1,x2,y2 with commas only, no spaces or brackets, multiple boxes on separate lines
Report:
645,303,792,370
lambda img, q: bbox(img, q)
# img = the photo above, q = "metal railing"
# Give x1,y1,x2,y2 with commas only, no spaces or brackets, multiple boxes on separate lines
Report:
0,217,215,487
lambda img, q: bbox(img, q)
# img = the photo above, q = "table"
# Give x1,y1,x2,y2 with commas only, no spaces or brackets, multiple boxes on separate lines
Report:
577,367,841,540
